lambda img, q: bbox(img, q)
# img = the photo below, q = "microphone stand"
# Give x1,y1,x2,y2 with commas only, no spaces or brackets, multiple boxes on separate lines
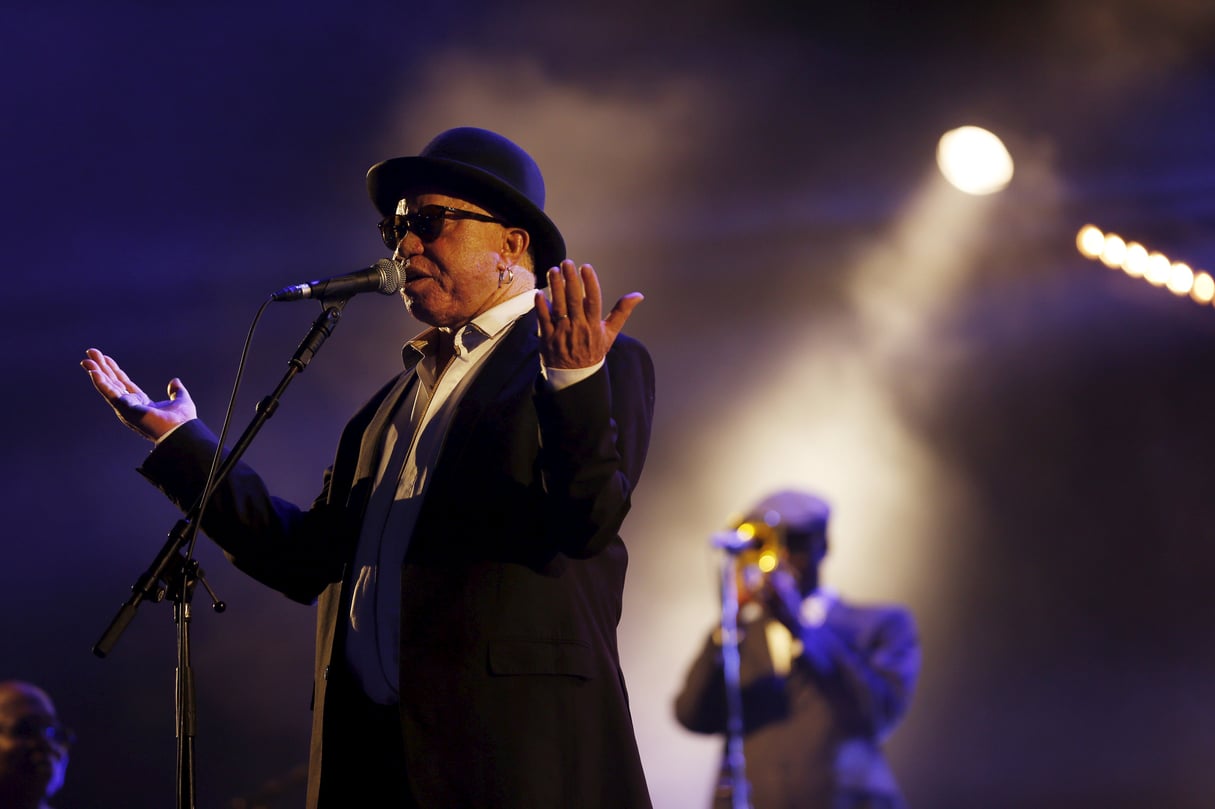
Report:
92,298,351,809
711,531,754,809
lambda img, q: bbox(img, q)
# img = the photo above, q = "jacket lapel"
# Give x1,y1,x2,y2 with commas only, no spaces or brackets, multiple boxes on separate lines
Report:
440,309,540,469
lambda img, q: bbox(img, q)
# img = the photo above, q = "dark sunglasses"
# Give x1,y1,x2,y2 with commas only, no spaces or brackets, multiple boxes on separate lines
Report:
0,717,76,748
378,205,510,250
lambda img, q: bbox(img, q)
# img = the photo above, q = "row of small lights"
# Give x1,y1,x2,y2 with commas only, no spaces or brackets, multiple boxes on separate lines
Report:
1076,224,1215,306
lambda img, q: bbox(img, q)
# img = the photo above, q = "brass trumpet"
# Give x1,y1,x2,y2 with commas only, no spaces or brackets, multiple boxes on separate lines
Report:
730,518,786,599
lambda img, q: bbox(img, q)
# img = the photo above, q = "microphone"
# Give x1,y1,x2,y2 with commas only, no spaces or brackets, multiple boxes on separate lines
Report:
271,258,403,302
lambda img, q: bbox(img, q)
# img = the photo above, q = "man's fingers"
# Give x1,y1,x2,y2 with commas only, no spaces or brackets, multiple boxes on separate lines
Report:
547,265,568,316
579,264,602,320
85,349,140,397
550,261,594,322
604,293,644,338
108,356,141,394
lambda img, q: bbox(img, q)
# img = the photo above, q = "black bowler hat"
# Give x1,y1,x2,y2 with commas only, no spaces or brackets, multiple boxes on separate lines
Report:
366,127,567,286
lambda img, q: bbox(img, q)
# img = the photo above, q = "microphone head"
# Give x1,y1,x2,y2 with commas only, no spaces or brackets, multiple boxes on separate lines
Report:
374,257,405,294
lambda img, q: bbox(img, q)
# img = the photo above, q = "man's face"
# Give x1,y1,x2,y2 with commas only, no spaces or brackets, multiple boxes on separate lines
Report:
390,193,522,328
783,530,828,593
0,684,70,805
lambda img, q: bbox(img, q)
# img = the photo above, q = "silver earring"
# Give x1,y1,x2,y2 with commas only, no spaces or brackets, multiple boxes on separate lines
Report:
498,265,515,287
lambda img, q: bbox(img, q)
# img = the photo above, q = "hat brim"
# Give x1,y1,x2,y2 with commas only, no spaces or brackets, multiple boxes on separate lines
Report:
367,156,567,285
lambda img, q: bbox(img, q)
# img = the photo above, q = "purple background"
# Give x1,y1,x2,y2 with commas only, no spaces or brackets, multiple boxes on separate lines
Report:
5,2,1215,807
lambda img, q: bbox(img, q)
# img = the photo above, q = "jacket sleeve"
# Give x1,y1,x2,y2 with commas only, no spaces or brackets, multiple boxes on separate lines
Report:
137,419,347,604
801,605,921,739
534,332,655,559
672,630,732,734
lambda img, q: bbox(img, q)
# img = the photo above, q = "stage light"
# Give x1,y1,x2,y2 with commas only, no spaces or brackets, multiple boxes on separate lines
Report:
1144,252,1171,287
936,126,1014,195
1075,225,1213,311
1076,225,1104,258
1191,272,1215,304
1122,242,1148,277
1166,262,1194,296
1099,234,1127,269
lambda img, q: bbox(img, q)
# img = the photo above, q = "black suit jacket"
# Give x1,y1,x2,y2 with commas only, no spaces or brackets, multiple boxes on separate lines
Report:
141,310,656,808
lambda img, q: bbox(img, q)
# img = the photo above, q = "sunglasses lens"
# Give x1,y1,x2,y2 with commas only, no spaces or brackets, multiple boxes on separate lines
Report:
378,211,447,248
414,208,446,240
413,212,442,240
378,220,393,249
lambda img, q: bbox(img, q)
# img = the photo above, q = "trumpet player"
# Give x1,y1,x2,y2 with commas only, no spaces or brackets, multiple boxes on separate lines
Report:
673,489,920,809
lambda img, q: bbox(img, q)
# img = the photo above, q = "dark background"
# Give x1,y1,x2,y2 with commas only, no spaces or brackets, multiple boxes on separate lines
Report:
5,1,1215,807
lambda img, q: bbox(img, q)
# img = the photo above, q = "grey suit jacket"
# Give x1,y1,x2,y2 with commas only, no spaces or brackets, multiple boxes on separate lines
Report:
674,597,920,809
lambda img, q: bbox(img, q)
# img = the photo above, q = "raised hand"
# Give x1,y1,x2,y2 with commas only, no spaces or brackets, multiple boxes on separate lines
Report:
535,260,643,370
80,348,197,441
763,566,807,634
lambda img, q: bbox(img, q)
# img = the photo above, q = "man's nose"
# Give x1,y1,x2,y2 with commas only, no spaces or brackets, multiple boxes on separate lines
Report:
393,230,424,260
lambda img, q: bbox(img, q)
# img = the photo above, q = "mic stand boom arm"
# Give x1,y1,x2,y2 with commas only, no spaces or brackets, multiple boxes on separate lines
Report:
91,299,349,809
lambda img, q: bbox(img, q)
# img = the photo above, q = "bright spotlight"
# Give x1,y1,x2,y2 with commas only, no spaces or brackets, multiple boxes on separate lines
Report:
1166,262,1194,296
1122,242,1148,277
1191,272,1215,304
1100,234,1127,269
1076,225,1104,258
936,126,1014,195
1144,252,1172,287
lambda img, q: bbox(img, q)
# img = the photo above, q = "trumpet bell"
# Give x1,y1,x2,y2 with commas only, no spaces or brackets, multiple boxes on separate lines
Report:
733,520,785,595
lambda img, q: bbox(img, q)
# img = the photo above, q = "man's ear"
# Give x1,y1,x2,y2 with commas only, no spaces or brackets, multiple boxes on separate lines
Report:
503,227,531,266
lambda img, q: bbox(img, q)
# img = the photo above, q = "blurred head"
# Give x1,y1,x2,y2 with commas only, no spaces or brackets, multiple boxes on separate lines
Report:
0,681,71,809
736,489,831,595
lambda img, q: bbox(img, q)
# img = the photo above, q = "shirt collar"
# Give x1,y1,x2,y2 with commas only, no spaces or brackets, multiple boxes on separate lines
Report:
401,291,535,369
